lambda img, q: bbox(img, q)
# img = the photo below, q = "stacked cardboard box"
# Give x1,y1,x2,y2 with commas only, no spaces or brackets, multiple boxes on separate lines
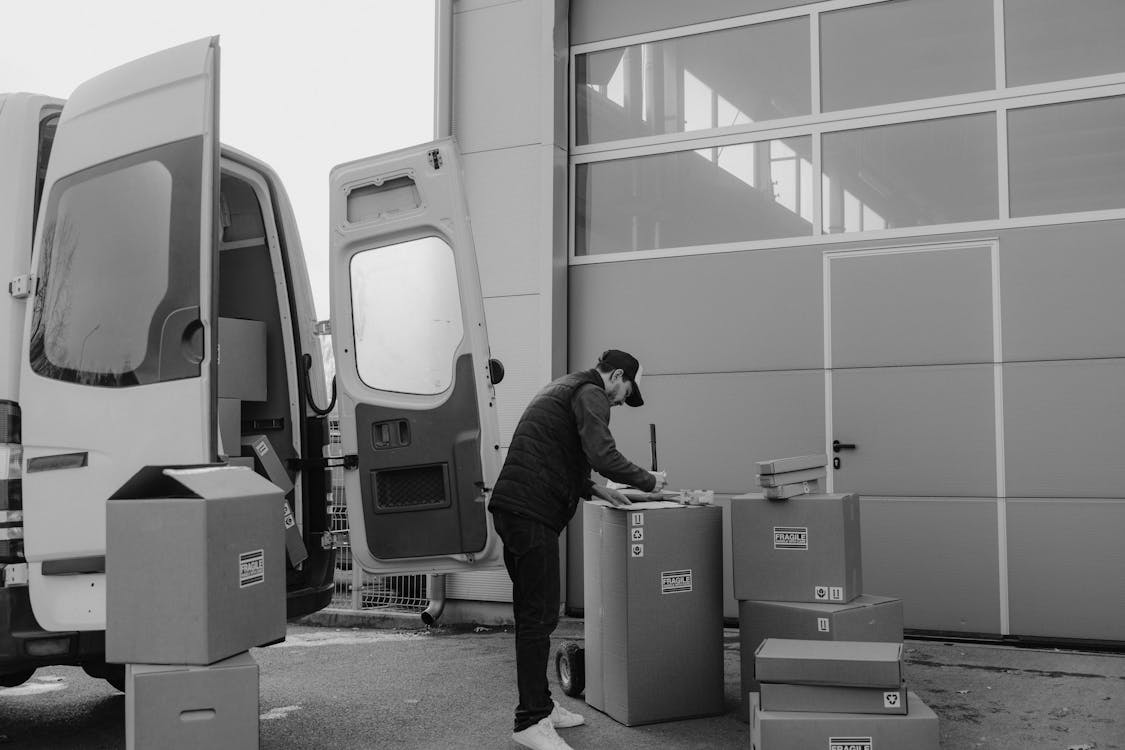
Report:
750,639,939,749
731,455,937,744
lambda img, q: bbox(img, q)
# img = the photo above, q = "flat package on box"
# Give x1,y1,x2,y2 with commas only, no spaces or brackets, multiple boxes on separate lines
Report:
755,639,904,689
759,683,908,715
731,493,862,603
749,693,939,750
739,596,904,710
126,652,259,750
106,466,286,665
583,502,724,726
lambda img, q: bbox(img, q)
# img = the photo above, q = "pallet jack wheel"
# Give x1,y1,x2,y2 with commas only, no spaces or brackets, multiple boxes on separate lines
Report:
556,641,585,697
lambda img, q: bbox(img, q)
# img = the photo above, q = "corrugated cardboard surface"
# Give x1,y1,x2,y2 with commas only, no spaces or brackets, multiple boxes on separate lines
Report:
750,692,940,750
106,467,286,665
755,639,903,688
738,596,904,712
583,503,724,726
731,493,862,603
217,317,266,402
759,683,908,715
126,652,259,750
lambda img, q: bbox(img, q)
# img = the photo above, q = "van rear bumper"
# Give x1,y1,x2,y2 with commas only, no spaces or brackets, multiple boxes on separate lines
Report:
0,584,106,675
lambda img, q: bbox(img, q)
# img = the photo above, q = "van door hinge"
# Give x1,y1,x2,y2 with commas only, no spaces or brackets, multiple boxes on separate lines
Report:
314,320,332,336
285,455,359,471
2,563,29,587
8,274,34,299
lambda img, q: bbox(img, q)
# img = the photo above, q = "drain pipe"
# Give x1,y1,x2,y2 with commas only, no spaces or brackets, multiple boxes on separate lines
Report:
423,0,455,627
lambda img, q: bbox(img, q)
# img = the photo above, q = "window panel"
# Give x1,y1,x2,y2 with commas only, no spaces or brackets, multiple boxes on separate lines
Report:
575,17,810,145
821,0,994,112
1005,0,1125,87
350,237,464,395
575,136,813,255
1008,96,1125,218
822,114,998,233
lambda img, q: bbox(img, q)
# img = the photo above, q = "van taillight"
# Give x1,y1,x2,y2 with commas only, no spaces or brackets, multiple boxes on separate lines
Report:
0,401,23,563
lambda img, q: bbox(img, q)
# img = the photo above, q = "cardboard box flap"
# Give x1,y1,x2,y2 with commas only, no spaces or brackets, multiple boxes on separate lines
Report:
755,638,904,688
109,464,284,501
757,455,828,475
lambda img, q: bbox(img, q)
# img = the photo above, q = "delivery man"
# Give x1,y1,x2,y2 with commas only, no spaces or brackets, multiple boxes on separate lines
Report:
489,349,667,750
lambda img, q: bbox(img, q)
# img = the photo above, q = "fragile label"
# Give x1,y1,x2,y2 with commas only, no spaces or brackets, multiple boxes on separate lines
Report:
815,585,829,600
239,549,265,588
884,691,902,709
282,502,296,530
829,738,873,750
630,543,644,558
630,527,644,541
773,526,808,550
817,617,830,633
254,440,269,457
661,569,692,594
631,512,644,526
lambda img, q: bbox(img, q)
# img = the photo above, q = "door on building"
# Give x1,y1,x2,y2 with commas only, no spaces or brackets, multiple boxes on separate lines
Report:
823,241,1007,636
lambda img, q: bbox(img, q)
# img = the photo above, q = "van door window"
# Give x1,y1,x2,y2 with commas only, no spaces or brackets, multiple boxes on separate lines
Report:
32,111,59,245
29,137,203,387
349,236,464,395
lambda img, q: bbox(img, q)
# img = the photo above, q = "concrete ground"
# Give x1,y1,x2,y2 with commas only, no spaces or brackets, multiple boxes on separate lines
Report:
1,613,1122,748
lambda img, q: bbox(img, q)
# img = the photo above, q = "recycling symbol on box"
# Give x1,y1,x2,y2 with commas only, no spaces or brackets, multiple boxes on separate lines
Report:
884,691,901,708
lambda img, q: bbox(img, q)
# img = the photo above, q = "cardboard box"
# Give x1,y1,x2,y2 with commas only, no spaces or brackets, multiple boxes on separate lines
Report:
755,639,904,689
757,455,828,474
750,692,940,750
217,398,241,457
218,317,266,402
583,502,724,726
759,683,908,715
731,493,862,603
106,466,286,665
241,434,305,566
739,596,904,711
126,652,259,750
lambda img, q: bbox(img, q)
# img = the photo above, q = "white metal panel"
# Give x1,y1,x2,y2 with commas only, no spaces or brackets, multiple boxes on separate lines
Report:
483,295,542,447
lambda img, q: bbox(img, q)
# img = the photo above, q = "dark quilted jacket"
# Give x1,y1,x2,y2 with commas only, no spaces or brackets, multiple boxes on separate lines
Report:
489,369,653,532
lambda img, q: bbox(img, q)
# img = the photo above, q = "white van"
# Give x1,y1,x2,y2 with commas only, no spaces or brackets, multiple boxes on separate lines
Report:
0,37,503,689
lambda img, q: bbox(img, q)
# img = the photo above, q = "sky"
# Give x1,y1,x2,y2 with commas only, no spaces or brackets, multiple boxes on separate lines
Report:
1,0,437,320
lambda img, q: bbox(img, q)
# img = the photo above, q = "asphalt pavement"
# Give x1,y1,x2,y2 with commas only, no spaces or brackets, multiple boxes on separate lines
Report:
1,615,1122,749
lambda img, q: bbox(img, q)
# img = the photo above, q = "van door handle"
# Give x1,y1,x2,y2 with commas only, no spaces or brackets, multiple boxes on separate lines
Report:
833,440,856,452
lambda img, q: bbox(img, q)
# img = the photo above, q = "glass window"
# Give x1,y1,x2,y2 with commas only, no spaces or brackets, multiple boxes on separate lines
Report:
30,138,203,388
350,237,464,395
820,0,994,112
575,17,810,145
822,114,998,233
1008,96,1125,217
1005,0,1125,87
33,111,59,243
575,136,813,255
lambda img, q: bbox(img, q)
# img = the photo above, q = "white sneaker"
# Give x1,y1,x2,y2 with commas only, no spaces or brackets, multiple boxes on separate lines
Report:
512,716,574,750
549,700,585,728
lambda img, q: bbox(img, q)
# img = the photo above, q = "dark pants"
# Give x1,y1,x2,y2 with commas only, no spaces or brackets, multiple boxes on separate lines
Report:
492,510,560,733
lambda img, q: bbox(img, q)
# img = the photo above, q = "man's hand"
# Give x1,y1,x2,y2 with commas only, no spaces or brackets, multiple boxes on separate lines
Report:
649,470,668,492
591,484,632,507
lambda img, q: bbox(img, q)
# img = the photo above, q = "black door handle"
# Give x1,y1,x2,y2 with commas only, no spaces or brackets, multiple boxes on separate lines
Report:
833,440,857,453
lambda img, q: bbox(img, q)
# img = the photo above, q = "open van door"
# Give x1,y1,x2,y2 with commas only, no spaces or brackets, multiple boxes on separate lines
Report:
19,38,219,631
329,140,503,575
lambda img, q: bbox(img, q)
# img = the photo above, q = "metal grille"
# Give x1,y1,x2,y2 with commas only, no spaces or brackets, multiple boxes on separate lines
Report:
374,465,447,509
328,415,428,613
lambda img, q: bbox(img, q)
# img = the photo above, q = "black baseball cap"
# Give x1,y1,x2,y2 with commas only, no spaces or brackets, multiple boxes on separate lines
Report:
597,349,645,407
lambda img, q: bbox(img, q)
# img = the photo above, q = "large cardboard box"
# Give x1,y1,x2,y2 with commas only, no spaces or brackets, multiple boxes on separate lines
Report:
106,466,286,665
126,652,259,750
583,502,724,726
749,692,940,750
242,434,305,566
218,317,266,402
755,639,904,689
739,596,904,714
731,493,862,603
759,683,908,715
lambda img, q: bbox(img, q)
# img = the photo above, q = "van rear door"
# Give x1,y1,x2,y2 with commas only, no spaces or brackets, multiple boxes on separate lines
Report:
329,140,503,575
19,38,219,631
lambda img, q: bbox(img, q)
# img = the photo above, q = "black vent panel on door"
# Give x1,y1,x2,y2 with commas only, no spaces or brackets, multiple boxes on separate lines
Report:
373,465,450,511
